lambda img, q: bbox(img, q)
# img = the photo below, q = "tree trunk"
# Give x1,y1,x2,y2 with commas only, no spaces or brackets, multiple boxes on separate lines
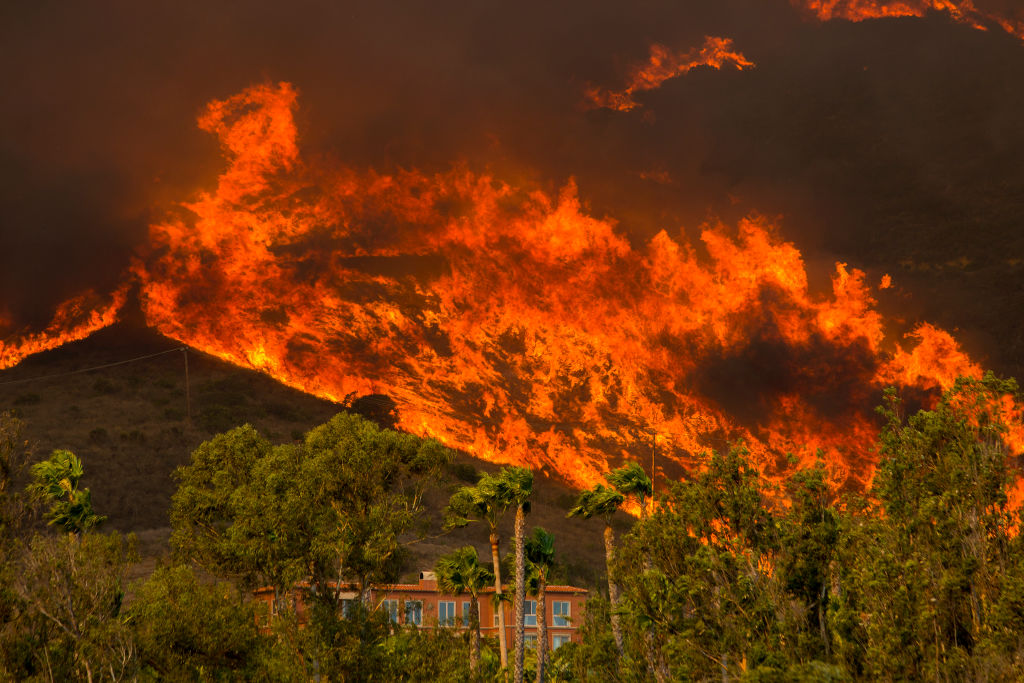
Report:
605,522,623,654
536,571,548,683
818,583,830,658
513,505,527,683
470,593,481,672
491,532,509,670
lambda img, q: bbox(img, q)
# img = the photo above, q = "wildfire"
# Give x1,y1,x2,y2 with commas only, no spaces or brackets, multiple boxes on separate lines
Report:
0,286,127,370
791,0,1024,41
114,82,1015,494
585,37,754,112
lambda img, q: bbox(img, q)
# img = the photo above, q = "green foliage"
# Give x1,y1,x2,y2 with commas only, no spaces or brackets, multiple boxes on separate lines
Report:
445,466,533,531
8,532,137,681
435,546,494,599
566,485,624,522
6,374,1024,680
606,462,652,510
830,374,1024,680
28,449,105,533
129,564,262,680
170,413,452,604
525,527,556,582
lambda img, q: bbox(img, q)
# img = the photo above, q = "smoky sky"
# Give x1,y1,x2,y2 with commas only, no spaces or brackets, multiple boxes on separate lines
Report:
4,0,1024,374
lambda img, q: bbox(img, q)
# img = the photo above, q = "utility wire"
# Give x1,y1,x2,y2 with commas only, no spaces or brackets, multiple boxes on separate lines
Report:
0,347,186,387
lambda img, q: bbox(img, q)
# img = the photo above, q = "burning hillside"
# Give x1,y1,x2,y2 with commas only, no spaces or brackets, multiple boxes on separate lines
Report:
4,0,1024,499
6,81,1015,495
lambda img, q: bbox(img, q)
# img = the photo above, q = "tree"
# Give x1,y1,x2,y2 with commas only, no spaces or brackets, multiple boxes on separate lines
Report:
13,532,137,682
832,375,1022,680
445,466,531,670
607,462,652,519
170,414,451,615
0,411,31,547
484,467,535,683
613,445,780,681
435,545,494,672
567,484,625,654
28,449,104,534
0,412,32,679
525,527,556,683
129,564,262,679
777,462,838,663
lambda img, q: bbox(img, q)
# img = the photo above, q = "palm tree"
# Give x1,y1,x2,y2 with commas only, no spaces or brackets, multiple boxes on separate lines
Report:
28,449,105,534
567,484,625,653
487,467,534,683
445,466,526,670
525,527,556,683
607,462,653,518
435,546,494,672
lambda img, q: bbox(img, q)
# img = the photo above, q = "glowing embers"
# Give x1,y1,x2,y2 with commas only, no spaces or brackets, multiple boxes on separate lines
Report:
585,37,754,112
129,82,1016,495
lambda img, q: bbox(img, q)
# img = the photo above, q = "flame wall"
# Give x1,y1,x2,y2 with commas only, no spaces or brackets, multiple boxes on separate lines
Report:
126,82,990,492
4,1,1024,494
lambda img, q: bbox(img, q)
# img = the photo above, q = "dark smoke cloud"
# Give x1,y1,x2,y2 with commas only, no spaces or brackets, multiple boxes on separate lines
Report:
3,0,1024,374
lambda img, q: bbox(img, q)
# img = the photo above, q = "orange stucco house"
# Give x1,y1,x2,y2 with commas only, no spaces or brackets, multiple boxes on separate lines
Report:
254,571,589,651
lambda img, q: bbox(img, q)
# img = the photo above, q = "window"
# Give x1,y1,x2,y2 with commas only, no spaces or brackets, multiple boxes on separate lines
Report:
405,600,423,626
341,599,355,618
525,600,537,627
462,601,471,627
552,634,571,650
524,634,537,649
552,601,571,628
439,601,457,626
381,599,399,623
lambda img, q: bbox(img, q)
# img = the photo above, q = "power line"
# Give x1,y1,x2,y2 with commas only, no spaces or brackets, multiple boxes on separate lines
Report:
0,347,186,387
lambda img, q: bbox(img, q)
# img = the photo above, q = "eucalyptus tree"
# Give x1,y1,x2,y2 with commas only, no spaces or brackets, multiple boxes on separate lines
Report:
568,484,626,653
434,546,494,672
170,413,450,616
525,527,556,683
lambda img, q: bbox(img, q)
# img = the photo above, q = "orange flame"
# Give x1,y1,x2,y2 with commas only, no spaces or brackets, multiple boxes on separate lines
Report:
585,37,755,112
1,286,127,370
119,82,1019,495
791,0,1024,41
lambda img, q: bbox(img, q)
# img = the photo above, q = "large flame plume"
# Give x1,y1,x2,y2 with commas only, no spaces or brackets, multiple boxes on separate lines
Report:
792,0,1024,41
585,37,755,112
2,81,1020,495
99,81,1009,494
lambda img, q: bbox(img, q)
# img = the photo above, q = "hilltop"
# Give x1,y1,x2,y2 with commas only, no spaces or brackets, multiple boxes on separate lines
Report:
0,318,623,586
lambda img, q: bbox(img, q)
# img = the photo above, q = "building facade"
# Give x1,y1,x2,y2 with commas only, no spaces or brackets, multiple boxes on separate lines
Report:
255,572,589,652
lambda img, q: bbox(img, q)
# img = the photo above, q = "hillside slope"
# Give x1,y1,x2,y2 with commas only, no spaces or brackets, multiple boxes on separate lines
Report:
0,320,623,586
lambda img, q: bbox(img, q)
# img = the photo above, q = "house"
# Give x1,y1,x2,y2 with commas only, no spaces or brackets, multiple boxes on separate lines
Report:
254,571,589,651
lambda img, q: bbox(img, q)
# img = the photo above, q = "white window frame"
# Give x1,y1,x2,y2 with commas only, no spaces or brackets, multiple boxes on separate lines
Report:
462,601,471,628
524,599,537,627
552,601,571,628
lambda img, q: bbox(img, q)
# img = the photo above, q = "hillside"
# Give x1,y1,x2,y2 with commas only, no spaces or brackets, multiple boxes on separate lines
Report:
0,318,623,587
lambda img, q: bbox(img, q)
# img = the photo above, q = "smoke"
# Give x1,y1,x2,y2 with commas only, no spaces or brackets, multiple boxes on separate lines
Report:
3,0,1024,374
